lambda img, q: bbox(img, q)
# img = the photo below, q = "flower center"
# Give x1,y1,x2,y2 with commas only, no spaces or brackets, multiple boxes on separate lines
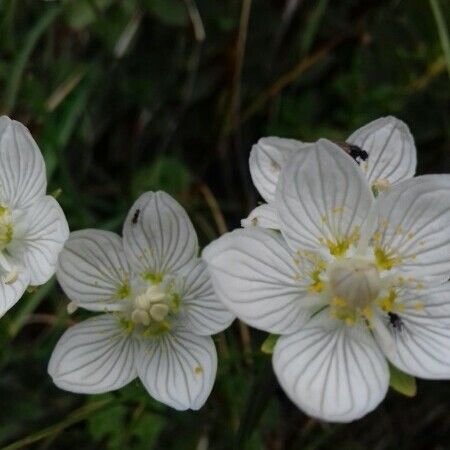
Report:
0,205,13,251
328,257,381,310
131,284,170,326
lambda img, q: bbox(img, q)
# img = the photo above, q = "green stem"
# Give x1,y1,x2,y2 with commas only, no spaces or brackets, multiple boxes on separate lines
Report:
0,399,112,450
429,0,450,80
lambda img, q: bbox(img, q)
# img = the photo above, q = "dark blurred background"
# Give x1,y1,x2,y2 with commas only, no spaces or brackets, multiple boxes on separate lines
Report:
0,0,449,449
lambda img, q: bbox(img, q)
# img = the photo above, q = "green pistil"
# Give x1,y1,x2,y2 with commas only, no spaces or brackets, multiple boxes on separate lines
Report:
116,282,130,299
144,272,163,284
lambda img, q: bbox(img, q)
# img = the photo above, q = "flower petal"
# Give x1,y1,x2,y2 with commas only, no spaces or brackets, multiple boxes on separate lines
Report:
9,196,69,286
249,137,310,202
374,283,450,379
0,267,30,317
176,259,234,335
276,139,373,256
373,175,450,283
56,229,131,312
273,315,389,422
48,314,139,394
203,227,321,335
347,116,416,187
0,116,46,209
241,203,279,229
123,191,198,277
137,329,217,410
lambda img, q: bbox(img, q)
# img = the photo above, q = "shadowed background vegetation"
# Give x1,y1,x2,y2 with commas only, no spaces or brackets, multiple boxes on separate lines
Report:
0,0,450,448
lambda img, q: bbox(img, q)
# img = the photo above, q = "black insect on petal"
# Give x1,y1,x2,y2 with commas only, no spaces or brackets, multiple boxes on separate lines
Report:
388,312,404,332
335,142,369,165
132,209,140,225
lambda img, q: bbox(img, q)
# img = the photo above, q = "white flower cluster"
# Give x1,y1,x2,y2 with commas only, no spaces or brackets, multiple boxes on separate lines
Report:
2,114,450,421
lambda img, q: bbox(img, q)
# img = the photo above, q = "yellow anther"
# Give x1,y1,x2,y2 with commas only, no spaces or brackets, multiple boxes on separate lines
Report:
327,227,360,257
361,306,374,320
373,178,391,194
374,247,402,270
372,231,382,242
345,317,356,326
331,297,347,308
379,289,397,312
307,260,327,293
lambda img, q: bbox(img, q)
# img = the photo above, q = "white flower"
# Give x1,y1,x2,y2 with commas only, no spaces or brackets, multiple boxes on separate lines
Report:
0,116,69,316
48,191,234,410
242,116,416,228
204,139,450,422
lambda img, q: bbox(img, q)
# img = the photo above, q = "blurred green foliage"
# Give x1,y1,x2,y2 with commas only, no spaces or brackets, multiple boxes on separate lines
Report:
0,0,449,449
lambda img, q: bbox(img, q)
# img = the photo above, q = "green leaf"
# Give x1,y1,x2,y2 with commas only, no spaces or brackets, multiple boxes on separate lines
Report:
260,334,279,355
389,363,417,397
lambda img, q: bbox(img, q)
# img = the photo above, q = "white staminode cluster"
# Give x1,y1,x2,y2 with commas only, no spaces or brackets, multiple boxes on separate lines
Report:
204,117,450,422
0,116,69,317
48,191,234,411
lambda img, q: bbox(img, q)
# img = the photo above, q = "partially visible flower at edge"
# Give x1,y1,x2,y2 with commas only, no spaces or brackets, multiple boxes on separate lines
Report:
0,116,69,317
242,116,416,228
48,191,234,410
204,139,450,422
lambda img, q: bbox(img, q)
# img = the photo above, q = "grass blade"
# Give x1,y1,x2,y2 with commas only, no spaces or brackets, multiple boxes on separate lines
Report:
2,5,62,114
429,0,450,80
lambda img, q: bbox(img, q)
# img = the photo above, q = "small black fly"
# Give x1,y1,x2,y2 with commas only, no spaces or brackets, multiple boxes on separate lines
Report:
388,312,404,332
336,142,369,165
132,208,140,225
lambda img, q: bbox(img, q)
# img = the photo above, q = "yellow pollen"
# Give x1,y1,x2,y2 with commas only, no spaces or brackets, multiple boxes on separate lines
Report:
0,206,13,250
327,227,360,257
362,305,374,320
332,207,344,214
307,260,326,293
331,297,347,308
372,231,382,243
374,247,402,270
345,316,356,326
373,178,391,195
378,289,404,313
414,302,424,311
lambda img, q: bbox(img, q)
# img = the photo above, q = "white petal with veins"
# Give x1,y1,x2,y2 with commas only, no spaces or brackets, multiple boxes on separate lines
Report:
347,116,416,187
273,314,389,422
